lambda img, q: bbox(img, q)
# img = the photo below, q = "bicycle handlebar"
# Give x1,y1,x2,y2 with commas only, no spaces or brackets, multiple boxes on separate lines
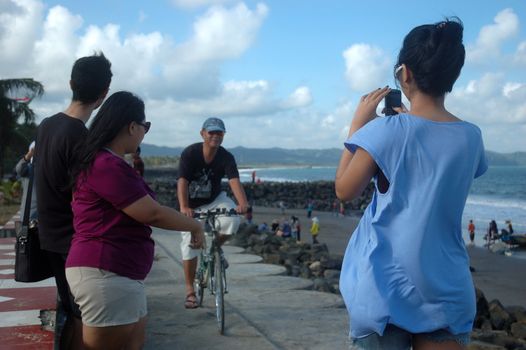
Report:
192,208,238,219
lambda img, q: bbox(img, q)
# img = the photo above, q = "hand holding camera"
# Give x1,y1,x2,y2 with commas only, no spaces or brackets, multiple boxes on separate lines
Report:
349,87,390,135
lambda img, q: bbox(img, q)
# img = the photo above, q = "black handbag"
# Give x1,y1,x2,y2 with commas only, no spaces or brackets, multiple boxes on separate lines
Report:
14,165,53,282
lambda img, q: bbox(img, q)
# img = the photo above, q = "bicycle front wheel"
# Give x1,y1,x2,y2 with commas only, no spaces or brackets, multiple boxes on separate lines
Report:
194,252,207,307
214,250,225,334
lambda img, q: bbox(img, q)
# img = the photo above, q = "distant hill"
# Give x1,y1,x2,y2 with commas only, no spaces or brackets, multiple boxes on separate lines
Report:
485,151,526,166
141,143,526,167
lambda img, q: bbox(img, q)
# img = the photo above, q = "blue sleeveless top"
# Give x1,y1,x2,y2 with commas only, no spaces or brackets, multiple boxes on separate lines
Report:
340,113,487,338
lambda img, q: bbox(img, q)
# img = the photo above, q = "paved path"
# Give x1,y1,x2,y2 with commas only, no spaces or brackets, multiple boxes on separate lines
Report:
0,238,55,349
145,228,350,349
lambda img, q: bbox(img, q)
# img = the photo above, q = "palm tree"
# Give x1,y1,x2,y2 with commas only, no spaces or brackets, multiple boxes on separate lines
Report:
0,79,44,177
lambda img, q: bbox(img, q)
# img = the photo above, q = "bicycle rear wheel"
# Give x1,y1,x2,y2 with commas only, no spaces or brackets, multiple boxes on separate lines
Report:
213,250,225,334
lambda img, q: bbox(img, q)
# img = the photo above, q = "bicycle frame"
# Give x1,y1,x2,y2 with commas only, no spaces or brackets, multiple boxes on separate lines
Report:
193,208,236,334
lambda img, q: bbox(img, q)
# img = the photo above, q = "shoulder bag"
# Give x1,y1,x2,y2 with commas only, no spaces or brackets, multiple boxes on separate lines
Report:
14,165,53,282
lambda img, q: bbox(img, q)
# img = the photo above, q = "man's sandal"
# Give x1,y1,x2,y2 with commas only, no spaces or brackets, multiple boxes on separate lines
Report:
185,292,199,309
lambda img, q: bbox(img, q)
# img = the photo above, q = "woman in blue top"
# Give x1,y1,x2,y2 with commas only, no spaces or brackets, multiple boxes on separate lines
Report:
335,18,487,350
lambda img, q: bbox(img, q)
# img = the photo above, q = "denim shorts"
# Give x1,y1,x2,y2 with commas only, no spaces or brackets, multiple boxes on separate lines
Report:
350,324,470,350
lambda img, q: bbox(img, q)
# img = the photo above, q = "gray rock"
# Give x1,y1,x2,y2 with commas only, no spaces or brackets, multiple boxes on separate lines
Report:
489,299,512,330
511,322,526,339
313,278,331,293
291,265,301,277
475,288,491,328
323,269,341,280
472,329,524,349
309,261,322,272
508,306,526,324
264,253,281,265
467,341,506,350
299,266,312,279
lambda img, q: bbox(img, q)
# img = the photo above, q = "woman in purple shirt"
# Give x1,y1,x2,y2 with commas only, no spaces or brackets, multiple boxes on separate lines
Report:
66,91,204,349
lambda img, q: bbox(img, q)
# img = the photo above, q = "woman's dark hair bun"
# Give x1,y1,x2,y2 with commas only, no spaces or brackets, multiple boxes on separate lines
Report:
396,17,465,97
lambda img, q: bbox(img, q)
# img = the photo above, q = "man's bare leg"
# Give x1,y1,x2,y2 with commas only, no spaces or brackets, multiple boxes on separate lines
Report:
183,257,197,296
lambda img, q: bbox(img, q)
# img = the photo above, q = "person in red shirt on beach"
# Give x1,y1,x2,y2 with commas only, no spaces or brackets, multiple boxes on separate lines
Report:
468,220,475,244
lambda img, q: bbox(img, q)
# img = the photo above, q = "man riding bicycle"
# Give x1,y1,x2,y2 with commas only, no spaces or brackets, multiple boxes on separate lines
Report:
178,117,249,309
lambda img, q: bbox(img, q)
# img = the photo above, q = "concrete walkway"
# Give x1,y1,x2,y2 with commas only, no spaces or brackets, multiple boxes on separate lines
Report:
145,228,350,349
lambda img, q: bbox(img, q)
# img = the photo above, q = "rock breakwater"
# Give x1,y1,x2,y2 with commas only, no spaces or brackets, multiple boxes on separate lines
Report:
148,177,374,213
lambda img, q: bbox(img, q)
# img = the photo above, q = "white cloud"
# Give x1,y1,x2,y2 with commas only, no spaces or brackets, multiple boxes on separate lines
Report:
33,6,83,94
281,87,312,109
163,3,268,98
467,8,519,62
171,0,237,10
343,44,391,92
514,41,526,65
0,0,44,74
448,73,526,152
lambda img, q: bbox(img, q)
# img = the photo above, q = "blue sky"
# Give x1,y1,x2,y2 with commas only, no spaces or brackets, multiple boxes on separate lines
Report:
1,0,525,152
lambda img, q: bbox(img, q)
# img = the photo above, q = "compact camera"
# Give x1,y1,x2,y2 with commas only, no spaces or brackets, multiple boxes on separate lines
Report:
384,89,402,116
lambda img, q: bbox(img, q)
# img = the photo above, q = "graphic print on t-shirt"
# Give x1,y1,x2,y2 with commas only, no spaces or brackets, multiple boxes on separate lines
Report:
189,168,213,199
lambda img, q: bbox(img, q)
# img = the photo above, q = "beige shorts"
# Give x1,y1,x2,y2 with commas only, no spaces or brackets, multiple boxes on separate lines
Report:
181,191,240,260
65,267,147,327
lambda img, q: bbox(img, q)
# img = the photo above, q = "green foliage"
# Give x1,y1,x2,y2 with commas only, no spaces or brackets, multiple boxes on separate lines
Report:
0,179,22,205
0,78,44,177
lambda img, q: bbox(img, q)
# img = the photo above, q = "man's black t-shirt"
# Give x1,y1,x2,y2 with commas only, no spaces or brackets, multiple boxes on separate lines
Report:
34,113,87,254
178,142,239,208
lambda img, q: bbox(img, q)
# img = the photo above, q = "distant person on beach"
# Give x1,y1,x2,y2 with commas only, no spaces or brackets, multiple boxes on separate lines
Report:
271,219,279,233
258,222,268,232
335,18,487,349
66,91,204,349
505,220,513,235
488,220,498,243
306,199,314,218
245,205,253,224
339,201,345,217
15,141,37,221
279,200,286,214
282,219,292,238
291,215,301,241
310,216,319,244
332,199,339,216
252,170,256,183
468,220,475,244
177,117,249,309
34,52,112,349
133,146,145,177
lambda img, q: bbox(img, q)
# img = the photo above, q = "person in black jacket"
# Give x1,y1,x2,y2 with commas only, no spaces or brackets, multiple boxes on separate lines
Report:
34,52,112,349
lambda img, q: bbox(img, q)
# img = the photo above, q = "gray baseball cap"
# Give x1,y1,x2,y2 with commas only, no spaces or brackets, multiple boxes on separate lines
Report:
202,117,226,132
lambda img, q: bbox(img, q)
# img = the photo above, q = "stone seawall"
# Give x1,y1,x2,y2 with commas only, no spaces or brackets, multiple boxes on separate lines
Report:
147,175,374,213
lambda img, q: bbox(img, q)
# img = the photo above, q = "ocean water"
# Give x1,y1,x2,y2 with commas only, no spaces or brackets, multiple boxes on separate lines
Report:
240,165,526,258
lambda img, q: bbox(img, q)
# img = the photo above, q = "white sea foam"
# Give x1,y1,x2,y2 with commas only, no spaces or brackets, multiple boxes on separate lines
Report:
466,196,526,210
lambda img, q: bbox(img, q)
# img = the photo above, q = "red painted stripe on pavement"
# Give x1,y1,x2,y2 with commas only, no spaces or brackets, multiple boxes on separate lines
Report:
0,325,53,349
0,287,56,312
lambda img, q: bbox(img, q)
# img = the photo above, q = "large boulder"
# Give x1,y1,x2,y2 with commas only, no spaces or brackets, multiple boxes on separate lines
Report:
475,288,491,328
488,299,513,330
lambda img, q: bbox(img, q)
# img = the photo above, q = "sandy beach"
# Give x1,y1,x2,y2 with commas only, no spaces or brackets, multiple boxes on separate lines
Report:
251,205,526,308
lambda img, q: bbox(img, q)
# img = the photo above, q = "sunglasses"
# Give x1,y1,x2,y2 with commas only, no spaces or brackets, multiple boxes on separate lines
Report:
137,121,151,134
395,64,404,78
207,130,224,136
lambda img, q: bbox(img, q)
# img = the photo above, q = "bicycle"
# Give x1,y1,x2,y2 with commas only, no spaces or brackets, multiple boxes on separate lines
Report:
193,208,238,335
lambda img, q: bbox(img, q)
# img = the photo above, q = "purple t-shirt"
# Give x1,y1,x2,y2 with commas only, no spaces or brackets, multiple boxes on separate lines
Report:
66,150,156,280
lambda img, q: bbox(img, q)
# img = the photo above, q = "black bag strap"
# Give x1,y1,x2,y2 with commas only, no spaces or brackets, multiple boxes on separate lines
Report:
21,164,34,229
